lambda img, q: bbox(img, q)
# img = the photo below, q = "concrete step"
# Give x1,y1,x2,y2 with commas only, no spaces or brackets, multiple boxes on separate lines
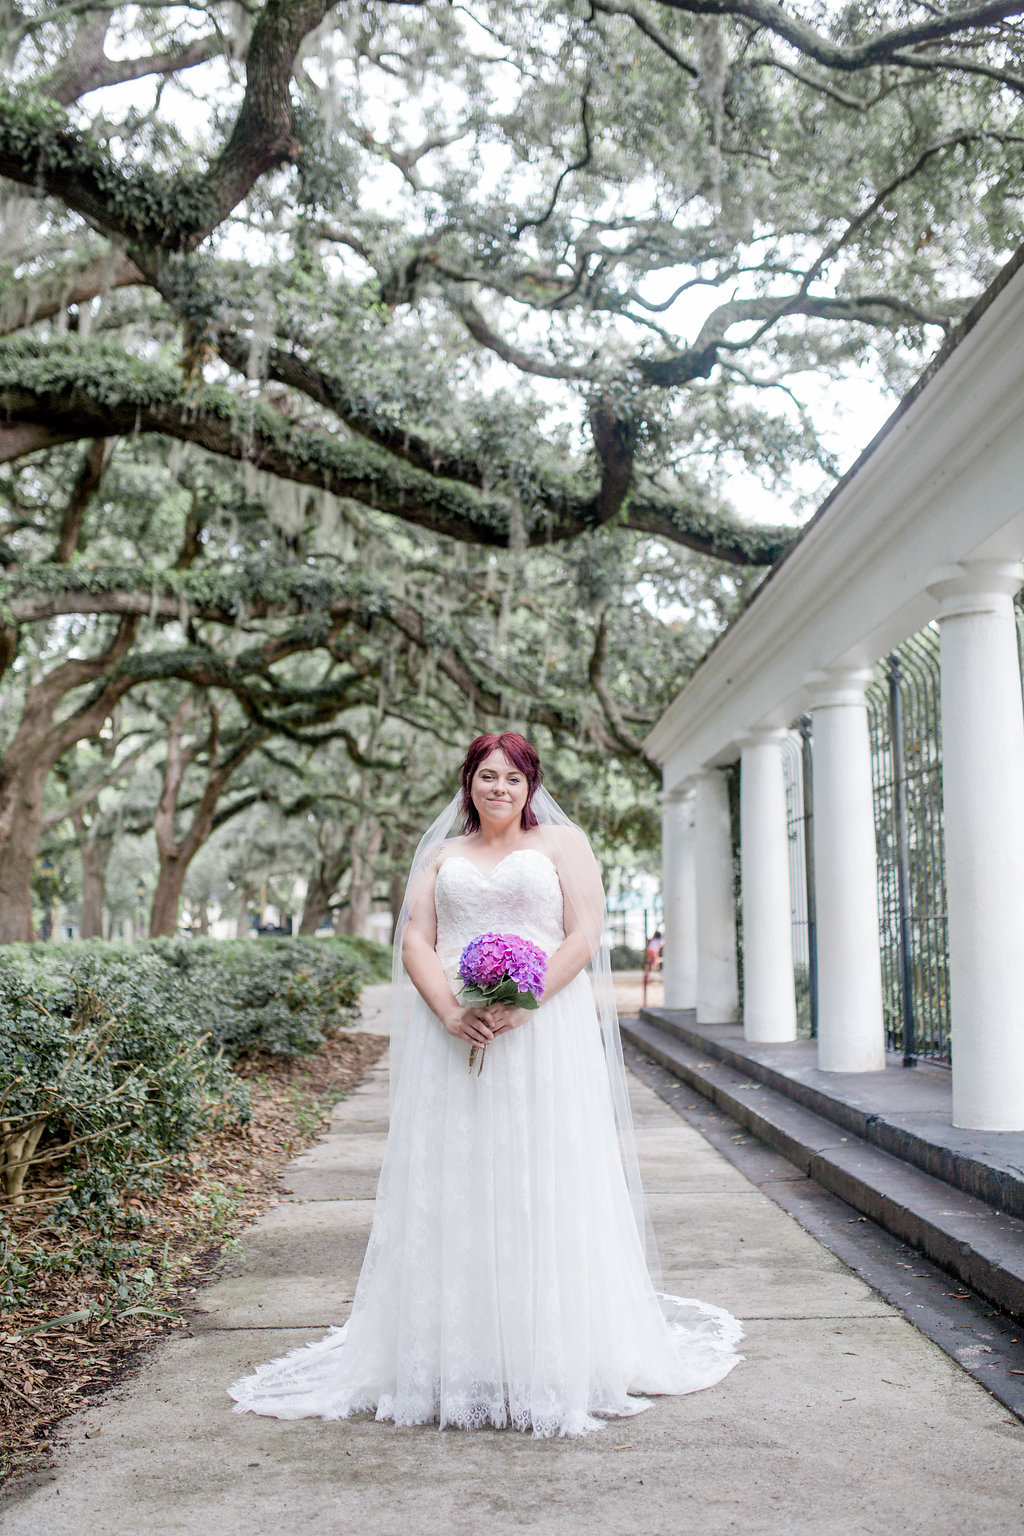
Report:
638,1007,1024,1222
621,1013,1024,1324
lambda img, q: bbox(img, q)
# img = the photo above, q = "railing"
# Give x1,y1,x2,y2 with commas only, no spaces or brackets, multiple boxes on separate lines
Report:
866,626,951,1065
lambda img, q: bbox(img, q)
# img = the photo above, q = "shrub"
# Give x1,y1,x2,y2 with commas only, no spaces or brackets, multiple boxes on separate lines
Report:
0,960,246,1309
146,934,388,1059
0,935,388,1285
609,943,646,971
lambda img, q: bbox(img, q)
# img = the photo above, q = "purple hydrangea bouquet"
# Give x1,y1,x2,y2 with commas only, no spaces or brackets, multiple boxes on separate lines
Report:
457,932,548,1074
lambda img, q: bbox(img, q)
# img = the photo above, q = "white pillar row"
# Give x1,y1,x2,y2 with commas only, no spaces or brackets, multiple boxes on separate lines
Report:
660,783,698,1010
740,731,798,1042
695,768,739,1024
806,668,886,1072
928,559,1024,1131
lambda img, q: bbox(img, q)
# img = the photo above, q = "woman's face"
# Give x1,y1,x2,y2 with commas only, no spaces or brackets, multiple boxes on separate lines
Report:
471,749,530,830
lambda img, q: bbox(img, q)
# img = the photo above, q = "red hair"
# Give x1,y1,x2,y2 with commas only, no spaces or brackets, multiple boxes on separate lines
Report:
459,733,543,833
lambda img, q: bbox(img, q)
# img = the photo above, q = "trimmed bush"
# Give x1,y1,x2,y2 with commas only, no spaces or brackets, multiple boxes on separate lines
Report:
0,935,389,1296
139,934,390,1060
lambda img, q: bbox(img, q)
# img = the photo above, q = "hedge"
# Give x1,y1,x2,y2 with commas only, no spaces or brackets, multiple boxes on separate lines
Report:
0,935,389,1304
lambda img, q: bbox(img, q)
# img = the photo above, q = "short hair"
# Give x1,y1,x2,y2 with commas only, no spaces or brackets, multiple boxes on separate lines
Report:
459,733,543,833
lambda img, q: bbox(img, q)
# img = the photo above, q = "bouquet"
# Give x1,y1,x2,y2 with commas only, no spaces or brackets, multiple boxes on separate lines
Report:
457,932,548,1074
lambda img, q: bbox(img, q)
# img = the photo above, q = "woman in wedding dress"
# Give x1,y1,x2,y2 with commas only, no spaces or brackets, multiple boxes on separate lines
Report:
229,733,742,1437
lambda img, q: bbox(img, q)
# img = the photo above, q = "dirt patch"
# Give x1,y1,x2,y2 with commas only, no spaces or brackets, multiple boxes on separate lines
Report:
0,1028,388,1485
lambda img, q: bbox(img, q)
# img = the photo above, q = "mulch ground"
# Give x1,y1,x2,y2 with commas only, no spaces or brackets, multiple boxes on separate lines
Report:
0,1027,388,1486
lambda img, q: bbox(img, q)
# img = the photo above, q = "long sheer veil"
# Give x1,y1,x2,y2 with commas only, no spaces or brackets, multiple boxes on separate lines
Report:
388,783,661,1288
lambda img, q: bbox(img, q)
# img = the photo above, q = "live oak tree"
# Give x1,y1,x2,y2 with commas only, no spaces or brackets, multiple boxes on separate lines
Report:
2,0,1022,542
0,429,723,937
2,0,1024,935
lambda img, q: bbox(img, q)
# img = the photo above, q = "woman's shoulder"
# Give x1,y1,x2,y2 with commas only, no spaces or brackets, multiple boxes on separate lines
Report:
433,835,476,868
533,822,591,859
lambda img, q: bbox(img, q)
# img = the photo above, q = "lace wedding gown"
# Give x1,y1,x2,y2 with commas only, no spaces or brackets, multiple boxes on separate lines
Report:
229,849,742,1436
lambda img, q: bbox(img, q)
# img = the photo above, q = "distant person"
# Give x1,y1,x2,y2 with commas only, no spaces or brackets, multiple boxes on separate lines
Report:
644,929,663,977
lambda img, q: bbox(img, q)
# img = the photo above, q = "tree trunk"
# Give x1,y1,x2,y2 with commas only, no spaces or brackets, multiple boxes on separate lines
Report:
338,823,382,937
388,872,404,940
298,863,334,935
149,703,265,939
0,759,50,942
235,882,256,938
79,824,114,938
150,855,187,938
0,617,139,943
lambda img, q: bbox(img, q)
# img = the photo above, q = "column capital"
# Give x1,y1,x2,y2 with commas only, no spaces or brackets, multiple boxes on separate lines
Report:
804,666,874,710
660,777,698,804
927,558,1024,618
739,726,791,750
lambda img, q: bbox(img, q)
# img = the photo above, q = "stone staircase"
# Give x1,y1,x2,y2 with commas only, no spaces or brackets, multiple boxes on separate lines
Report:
621,1008,1024,1322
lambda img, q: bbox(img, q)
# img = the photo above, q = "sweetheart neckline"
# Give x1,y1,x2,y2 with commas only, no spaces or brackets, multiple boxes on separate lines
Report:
440,849,558,880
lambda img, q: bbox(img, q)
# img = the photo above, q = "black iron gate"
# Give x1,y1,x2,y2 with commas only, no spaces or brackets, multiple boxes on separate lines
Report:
866,625,951,1065
781,722,817,1038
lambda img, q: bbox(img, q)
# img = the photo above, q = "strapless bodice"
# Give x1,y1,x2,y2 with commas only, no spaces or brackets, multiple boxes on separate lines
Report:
434,849,565,966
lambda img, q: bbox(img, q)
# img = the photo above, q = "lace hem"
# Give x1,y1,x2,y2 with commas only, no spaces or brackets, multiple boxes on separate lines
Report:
227,1295,743,1439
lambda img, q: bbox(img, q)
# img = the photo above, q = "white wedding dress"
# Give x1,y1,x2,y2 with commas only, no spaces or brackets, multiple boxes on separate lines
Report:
229,849,742,1436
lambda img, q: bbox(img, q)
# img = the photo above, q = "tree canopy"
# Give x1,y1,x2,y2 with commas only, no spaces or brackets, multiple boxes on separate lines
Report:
2,0,1023,938
4,0,1024,547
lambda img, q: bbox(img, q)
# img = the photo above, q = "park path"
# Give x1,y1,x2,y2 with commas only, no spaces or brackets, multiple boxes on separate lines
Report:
3,990,1024,1536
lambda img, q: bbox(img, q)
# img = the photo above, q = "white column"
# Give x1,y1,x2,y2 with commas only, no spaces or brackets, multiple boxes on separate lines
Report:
695,768,739,1023
740,731,797,1042
807,668,886,1072
661,783,697,1009
929,559,1024,1131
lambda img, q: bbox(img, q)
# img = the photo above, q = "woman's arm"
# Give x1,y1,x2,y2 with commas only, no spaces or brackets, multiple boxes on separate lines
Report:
401,861,495,1049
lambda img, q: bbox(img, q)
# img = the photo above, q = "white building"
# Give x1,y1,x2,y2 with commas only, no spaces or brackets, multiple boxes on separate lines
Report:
645,244,1024,1133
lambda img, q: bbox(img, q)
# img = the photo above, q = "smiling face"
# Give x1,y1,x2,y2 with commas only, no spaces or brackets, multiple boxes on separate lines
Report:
470,748,530,831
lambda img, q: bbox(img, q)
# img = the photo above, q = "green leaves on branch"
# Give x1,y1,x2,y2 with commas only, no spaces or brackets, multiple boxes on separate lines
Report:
0,556,359,626
0,89,220,254
0,337,793,561
0,335,525,543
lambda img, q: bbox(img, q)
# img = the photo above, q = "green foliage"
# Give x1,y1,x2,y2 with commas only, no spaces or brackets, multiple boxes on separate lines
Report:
0,934,386,1306
139,934,389,1059
0,944,240,1192
0,88,218,249
0,333,515,537
0,945,242,1304
0,551,357,622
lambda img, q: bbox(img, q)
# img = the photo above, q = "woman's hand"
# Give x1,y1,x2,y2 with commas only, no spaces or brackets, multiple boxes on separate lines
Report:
442,1005,495,1047
483,1003,534,1036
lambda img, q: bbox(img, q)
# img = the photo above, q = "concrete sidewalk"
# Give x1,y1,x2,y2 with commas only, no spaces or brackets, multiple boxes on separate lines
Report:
4,1030,1024,1535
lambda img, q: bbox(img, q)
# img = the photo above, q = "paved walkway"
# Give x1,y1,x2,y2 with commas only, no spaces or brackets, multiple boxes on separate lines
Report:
4,999,1024,1534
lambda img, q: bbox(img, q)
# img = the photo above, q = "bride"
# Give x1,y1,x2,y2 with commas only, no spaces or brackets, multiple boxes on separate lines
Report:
229,732,742,1437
